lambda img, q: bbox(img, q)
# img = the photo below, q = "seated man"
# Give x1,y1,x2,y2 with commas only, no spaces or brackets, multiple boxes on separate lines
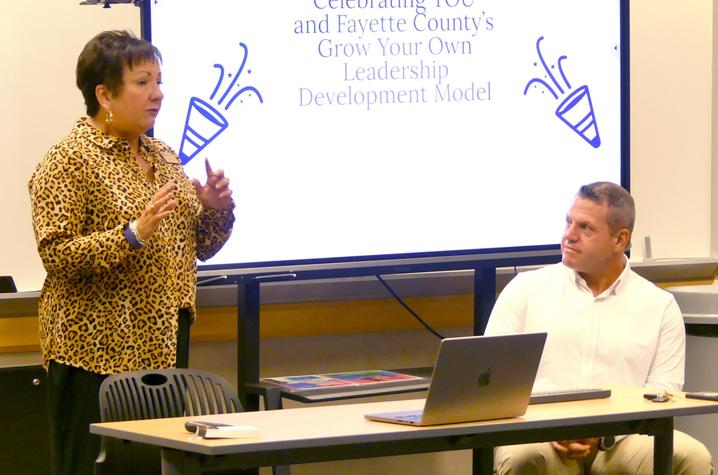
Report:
485,182,713,475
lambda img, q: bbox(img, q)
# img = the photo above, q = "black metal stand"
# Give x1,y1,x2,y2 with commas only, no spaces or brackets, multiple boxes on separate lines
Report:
473,267,496,335
237,282,261,411
472,267,497,475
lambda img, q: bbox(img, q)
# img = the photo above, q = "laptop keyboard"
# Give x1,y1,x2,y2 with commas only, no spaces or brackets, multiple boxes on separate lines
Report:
529,388,611,404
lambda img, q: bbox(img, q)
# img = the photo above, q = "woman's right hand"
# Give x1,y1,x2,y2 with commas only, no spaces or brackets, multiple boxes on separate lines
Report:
135,181,178,241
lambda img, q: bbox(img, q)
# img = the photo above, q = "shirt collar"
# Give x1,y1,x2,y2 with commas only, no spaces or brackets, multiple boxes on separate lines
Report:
566,256,631,298
74,117,155,154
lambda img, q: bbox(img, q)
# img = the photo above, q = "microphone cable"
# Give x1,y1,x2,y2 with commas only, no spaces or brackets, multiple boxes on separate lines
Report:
375,274,445,340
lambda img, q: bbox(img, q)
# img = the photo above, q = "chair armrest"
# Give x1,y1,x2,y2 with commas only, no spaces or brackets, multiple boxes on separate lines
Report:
243,382,284,410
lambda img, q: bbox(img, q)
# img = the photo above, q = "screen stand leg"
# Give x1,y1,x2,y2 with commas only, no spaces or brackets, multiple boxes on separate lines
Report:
473,266,496,336
473,266,497,474
238,281,261,412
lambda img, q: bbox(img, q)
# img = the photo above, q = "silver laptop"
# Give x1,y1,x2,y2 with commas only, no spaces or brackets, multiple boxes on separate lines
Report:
364,332,547,426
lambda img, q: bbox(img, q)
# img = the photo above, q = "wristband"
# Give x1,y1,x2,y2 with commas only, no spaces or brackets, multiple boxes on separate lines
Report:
129,220,147,245
123,221,145,250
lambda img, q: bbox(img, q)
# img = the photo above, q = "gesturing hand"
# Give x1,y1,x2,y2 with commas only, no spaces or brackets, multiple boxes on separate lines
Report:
192,158,233,210
136,181,178,241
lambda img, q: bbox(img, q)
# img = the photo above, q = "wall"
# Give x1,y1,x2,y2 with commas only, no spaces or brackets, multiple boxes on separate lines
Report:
714,0,718,258
0,0,716,293
630,0,714,260
0,1,140,292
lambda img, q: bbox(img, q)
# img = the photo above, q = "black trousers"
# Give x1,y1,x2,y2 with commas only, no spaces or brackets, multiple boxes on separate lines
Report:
47,309,191,475
47,360,106,475
176,307,190,369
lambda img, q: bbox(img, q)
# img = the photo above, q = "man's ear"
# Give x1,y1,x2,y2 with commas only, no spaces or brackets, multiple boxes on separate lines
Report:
95,84,112,111
615,228,630,252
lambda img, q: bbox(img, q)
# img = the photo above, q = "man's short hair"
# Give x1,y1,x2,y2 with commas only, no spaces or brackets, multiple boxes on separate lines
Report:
577,182,635,235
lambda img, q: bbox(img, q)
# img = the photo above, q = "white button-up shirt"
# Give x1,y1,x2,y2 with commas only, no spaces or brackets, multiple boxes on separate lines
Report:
485,262,685,393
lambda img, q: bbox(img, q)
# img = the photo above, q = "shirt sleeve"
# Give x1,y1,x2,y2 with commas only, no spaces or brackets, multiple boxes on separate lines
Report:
645,297,686,392
484,272,530,336
29,143,131,278
195,201,236,262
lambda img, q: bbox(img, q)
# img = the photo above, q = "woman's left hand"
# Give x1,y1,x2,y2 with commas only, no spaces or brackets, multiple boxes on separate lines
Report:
192,158,233,210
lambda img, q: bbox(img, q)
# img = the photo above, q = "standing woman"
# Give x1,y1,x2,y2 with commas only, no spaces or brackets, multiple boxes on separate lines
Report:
28,31,235,475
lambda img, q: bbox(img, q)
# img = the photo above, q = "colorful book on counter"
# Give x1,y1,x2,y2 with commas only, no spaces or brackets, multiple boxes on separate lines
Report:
262,370,421,390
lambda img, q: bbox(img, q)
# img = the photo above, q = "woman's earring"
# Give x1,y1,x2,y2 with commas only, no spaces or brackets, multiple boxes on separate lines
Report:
104,109,113,134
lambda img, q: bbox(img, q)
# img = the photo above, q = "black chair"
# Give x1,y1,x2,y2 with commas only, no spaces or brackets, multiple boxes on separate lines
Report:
95,368,288,475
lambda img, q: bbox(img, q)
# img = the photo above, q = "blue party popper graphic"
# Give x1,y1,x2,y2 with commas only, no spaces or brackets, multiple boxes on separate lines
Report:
523,36,600,149
179,42,264,165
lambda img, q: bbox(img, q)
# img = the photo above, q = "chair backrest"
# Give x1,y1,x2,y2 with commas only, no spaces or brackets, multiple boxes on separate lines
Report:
95,368,242,475
99,368,242,422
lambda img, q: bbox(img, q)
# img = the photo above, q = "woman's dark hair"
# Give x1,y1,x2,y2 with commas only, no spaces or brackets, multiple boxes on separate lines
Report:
76,30,162,116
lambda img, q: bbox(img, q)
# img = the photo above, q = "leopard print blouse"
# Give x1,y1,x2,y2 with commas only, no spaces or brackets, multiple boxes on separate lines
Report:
29,119,235,374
